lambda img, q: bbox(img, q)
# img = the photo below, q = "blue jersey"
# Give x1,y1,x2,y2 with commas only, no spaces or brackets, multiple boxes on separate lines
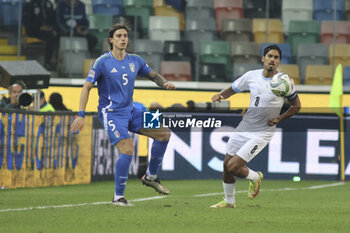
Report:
86,52,151,112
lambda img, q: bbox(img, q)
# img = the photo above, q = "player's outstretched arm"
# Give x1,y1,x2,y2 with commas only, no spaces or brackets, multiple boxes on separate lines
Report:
70,81,94,133
212,86,236,102
268,95,301,126
145,70,176,89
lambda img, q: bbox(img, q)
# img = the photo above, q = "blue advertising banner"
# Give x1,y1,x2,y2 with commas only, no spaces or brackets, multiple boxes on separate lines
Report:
152,113,350,180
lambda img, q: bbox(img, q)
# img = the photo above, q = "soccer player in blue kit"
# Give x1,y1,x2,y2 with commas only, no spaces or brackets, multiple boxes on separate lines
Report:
70,24,176,207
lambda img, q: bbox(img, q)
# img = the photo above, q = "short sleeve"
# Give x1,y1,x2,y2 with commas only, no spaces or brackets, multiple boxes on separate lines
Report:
232,72,250,93
137,56,152,77
86,58,102,84
286,77,298,101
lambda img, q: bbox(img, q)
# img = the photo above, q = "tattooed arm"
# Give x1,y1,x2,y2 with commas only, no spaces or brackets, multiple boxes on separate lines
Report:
145,70,176,89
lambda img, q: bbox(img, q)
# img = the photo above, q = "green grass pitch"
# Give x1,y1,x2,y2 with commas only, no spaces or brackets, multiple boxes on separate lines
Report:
0,179,349,233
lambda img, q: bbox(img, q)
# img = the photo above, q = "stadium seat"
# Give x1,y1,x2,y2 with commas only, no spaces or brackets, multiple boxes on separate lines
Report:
81,0,93,14
305,65,333,85
230,42,260,64
288,20,320,58
83,58,95,78
321,21,350,44
221,18,252,42
297,43,329,83
260,43,292,64
160,61,192,81
154,0,185,30
282,0,313,34
243,0,266,18
123,0,154,36
0,38,7,45
0,45,18,55
57,37,89,76
112,15,143,39
232,63,262,81
313,0,344,21
184,18,217,54
185,0,214,19
0,0,24,29
277,64,300,84
343,66,350,86
269,0,282,18
92,0,123,15
148,16,180,42
165,0,184,12
200,41,231,77
213,0,244,32
329,44,350,67
199,63,227,82
346,0,350,20
252,18,284,43
87,14,113,52
0,55,26,61
133,39,163,71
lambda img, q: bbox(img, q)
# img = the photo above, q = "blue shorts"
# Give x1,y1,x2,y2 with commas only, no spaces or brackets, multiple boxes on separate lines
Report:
98,106,143,145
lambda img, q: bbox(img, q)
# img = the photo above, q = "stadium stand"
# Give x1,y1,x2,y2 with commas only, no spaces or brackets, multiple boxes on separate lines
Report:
344,66,350,86
57,37,89,76
243,0,266,18
305,65,333,85
0,0,24,29
185,0,214,19
91,0,123,15
221,18,252,42
81,0,93,14
148,16,180,42
134,39,163,71
329,44,350,67
260,43,292,64
160,61,192,81
252,18,284,43
288,20,320,58
278,64,300,84
346,0,350,20
213,0,244,32
87,14,113,52
200,41,231,77
153,0,185,31
313,0,344,21
281,0,313,34
123,0,154,37
321,21,350,44
199,63,227,82
184,17,217,54
297,43,329,83
230,41,260,64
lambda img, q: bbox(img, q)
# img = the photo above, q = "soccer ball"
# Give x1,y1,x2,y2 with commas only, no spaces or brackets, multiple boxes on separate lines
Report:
270,73,293,97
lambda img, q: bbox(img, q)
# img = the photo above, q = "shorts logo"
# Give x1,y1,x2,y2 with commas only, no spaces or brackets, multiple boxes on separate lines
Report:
250,145,258,154
143,109,162,129
88,70,95,78
113,130,120,138
129,63,135,72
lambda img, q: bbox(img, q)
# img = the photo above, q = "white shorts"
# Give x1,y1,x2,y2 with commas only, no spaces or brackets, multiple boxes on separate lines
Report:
226,131,273,162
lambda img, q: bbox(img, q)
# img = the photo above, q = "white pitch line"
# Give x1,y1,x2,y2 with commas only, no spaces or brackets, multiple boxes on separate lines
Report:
0,182,345,213
192,182,345,197
0,196,167,213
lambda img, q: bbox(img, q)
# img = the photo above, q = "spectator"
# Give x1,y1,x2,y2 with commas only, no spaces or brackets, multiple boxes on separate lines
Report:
23,0,58,70
56,0,97,52
2,81,26,110
149,102,163,111
49,92,70,111
40,91,55,112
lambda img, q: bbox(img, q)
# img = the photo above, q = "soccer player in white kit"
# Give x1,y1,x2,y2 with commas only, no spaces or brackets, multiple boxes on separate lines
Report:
210,45,301,208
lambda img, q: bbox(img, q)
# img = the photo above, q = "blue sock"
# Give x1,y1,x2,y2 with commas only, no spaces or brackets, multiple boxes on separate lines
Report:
115,154,132,196
147,140,169,176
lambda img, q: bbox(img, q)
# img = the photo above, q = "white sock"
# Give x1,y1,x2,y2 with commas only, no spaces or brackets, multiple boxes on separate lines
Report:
146,174,157,181
245,168,259,182
223,182,235,204
114,195,124,201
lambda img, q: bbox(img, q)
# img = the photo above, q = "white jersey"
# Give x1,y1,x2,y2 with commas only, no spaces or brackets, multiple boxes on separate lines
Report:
232,69,297,132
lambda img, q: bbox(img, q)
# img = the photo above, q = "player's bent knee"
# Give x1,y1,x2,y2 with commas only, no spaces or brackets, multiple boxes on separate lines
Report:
226,159,241,175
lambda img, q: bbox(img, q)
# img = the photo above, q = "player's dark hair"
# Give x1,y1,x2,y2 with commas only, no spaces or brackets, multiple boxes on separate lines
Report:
263,44,282,59
108,23,129,50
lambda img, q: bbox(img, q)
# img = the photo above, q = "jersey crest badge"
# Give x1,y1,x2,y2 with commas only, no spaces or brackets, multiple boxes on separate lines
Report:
129,63,135,72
